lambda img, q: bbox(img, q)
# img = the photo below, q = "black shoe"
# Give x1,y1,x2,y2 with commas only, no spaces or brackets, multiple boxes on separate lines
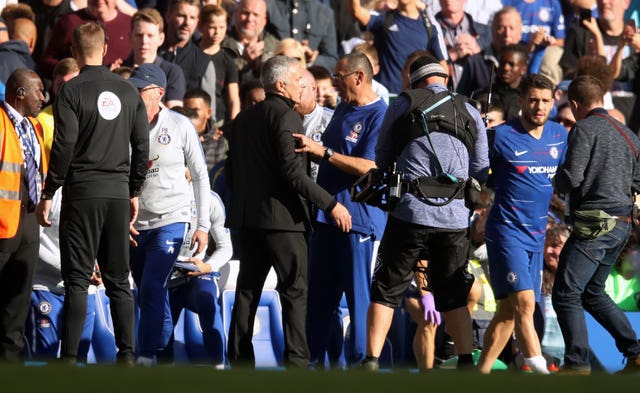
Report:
361,358,379,371
117,353,136,367
59,356,77,366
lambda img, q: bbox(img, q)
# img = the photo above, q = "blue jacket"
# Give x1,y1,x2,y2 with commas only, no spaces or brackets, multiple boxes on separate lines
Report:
0,40,36,84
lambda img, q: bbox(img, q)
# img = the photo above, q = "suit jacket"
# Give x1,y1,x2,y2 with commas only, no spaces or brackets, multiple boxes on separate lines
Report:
225,93,336,232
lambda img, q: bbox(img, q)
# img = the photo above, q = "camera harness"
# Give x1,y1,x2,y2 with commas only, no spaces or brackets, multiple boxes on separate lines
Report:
349,88,480,210
401,90,476,206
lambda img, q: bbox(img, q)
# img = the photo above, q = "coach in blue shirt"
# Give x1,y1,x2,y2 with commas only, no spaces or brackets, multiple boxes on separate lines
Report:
294,52,387,368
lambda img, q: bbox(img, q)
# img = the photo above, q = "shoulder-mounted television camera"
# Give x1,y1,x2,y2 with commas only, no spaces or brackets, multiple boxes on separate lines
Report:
350,164,403,211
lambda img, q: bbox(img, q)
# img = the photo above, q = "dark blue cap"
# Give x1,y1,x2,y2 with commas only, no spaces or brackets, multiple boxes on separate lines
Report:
129,63,167,89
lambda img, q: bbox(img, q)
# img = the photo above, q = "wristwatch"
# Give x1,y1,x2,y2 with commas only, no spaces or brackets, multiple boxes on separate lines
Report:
323,147,334,161
40,193,54,201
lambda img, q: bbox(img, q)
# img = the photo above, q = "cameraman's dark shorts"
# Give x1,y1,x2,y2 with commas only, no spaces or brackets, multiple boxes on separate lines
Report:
371,216,474,312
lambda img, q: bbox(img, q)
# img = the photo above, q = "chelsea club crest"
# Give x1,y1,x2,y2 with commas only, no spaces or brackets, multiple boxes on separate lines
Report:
158,128,171,145
38,301,52,315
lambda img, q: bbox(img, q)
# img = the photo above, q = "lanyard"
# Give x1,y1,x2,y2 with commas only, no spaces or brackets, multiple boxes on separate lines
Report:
4,103,37,160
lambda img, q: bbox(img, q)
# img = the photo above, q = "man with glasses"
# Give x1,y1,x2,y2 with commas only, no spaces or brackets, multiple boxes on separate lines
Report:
293,52,387,368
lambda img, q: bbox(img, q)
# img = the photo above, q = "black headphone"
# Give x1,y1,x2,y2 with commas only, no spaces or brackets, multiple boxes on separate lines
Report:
17,87,26,98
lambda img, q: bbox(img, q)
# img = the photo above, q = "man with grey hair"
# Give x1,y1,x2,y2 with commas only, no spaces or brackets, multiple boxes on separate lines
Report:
224,55,352,368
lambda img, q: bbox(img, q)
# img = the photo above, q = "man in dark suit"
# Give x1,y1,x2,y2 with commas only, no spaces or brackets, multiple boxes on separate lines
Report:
225,55,351,368
0,68,47,362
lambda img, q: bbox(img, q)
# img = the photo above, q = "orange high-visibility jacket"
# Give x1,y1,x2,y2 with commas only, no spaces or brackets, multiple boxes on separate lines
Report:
0,108,48,238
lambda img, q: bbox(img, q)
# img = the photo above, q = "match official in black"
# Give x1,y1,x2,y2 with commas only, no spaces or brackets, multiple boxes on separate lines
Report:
35,22,149,365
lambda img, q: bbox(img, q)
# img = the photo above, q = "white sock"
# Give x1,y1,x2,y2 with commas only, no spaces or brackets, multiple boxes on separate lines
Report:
524,355,550,374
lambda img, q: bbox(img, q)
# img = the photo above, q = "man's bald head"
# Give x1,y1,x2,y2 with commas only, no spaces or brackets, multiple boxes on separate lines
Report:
6,68,45,117
296,69,318,116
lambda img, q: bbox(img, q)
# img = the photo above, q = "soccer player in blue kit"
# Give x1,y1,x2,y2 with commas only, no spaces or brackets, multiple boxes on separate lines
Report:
477,74,567,374
293,52,387,367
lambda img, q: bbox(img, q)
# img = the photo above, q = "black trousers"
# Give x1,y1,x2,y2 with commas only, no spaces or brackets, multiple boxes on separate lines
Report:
228,228,309,368
59,198,135,361
371,216,474,312
0,211,39,362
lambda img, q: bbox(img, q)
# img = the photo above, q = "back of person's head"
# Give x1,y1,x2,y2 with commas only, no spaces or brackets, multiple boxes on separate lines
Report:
72,22,106,60
353,42,379,68
261,55,300,93
402,50,433,89
183,88,212,108
568,75,604,107
408,54,448,88
0,3,35,23
9,17,36,53
520,73,554,97
112,65,133,78
274,38,306,68
240,78,264,109
341,51,374,82
575,55,614,93
132,8,164,32
53,57,80,80
405,50,433,68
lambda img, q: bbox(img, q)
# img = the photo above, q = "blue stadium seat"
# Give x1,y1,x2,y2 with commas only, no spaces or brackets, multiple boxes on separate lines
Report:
586,311,640,373
172,309,209,364
222,289,284,368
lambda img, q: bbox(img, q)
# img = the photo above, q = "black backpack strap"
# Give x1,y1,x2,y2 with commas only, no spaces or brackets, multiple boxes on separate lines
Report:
384,9,433,50
383,11,396,42
419,8,433,45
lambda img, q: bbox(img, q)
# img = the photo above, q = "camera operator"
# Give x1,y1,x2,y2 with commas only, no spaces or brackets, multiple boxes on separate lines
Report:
362,54,489,371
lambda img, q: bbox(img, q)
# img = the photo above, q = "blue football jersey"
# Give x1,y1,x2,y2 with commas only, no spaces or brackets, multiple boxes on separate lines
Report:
486,118,567,249
316,99,388,239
